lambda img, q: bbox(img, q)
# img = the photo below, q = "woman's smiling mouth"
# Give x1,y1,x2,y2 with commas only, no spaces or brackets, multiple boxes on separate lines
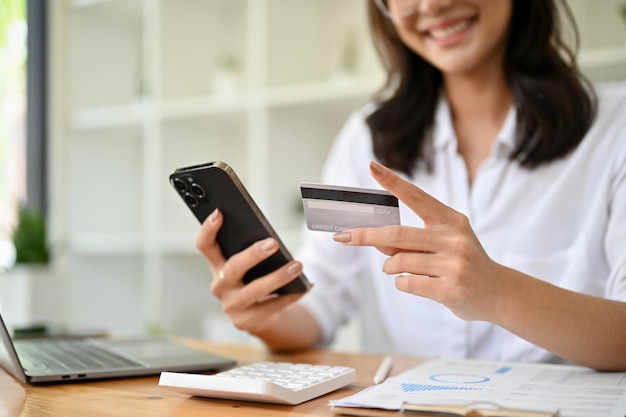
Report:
425,18,476,45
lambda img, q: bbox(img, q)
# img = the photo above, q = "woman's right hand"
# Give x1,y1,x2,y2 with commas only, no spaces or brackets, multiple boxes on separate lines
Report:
195,208,308,338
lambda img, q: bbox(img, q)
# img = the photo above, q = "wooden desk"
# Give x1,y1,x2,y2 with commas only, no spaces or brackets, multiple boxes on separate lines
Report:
0,340,423,417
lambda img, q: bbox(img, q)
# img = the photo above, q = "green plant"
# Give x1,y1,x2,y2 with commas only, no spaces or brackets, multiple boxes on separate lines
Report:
621,4,626,26
11,204,50,264
215,50,241,72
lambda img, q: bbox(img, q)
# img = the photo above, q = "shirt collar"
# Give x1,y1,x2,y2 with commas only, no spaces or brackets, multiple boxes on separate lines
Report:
431,95,517,158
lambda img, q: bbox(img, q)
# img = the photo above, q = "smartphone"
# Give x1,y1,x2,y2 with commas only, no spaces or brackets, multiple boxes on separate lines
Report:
169,161,311,295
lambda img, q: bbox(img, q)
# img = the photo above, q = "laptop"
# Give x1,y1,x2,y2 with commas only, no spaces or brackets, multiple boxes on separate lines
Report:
0,311,236,384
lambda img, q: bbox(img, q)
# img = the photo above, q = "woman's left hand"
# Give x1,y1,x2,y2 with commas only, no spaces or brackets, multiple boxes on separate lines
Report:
333,161,508,322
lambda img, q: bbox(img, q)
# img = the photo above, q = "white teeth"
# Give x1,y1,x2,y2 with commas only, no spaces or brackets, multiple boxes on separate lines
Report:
429,20,471,40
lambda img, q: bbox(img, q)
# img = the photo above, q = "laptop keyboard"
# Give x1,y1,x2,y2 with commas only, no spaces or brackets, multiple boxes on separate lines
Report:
15,339,144,373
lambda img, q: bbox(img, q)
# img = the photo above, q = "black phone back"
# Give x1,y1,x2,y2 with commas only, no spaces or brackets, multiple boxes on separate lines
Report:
169,161,310,294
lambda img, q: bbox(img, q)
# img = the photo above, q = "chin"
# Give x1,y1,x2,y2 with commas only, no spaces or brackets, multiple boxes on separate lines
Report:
431,60,480,77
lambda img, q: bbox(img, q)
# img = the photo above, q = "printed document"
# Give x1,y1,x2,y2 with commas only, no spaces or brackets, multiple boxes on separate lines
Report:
330,357,626,417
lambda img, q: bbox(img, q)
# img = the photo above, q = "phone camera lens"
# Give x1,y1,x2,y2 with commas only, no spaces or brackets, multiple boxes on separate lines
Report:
183,192,198,207
190,183,206,198
173,177,187,192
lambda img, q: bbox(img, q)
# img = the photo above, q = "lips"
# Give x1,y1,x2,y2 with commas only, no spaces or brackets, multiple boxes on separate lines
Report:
430,19,472,40
422,17,475,44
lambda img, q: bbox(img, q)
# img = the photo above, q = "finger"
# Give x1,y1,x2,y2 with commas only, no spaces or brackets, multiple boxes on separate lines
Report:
238,261,304,302
334,225,438,252
221,237,278,286
229,292,306,333
383,252,441,277
394,274,442,301
214,267,238,287
211,238,278,299
370,160,456,226
195,209,226,266
221,262,306,318
376,246,431,256
375,245,402,257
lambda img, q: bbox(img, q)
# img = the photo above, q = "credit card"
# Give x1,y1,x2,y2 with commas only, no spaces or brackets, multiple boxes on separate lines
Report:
300,182,401,232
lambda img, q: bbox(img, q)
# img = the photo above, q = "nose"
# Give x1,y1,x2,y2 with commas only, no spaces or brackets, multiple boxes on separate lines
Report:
418,0,455,14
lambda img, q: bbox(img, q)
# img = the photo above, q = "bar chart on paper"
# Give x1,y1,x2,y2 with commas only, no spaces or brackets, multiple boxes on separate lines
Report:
400,382,482,392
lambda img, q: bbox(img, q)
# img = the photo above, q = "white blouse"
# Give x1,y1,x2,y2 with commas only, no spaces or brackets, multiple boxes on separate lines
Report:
297,82,626,363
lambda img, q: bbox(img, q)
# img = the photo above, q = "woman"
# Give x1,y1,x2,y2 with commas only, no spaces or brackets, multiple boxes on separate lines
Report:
197,0,626,370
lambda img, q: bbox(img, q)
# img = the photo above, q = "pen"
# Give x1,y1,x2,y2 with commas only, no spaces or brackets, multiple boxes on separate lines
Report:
373,355,392,384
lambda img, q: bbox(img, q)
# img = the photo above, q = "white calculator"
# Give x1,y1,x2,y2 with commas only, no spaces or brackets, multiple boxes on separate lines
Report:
159,361,356,405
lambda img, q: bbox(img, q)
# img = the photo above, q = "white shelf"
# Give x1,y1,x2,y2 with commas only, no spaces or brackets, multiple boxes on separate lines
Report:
71,0,114,8
71,100,149,131
66,229,304,256
67,233,146,255
71,75,383,130
67,233,197,255
266,75,383,108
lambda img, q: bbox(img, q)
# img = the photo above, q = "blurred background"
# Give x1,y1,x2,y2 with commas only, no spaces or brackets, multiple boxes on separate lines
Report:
1,0,625,352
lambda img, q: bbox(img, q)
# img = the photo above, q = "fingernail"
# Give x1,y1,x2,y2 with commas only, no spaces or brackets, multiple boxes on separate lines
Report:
287,261,303,276
208,208,219,223
332,231,352,243
370,161,386,177
261,238,277,252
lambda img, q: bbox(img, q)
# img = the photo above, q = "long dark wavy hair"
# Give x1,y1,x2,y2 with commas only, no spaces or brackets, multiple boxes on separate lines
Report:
366,0,597,175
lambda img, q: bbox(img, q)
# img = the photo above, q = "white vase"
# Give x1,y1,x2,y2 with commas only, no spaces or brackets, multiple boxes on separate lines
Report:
213,69,244,96
0,264,60,329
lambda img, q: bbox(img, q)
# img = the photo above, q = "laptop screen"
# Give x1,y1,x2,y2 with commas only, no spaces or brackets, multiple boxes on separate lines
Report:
0,313,27,383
